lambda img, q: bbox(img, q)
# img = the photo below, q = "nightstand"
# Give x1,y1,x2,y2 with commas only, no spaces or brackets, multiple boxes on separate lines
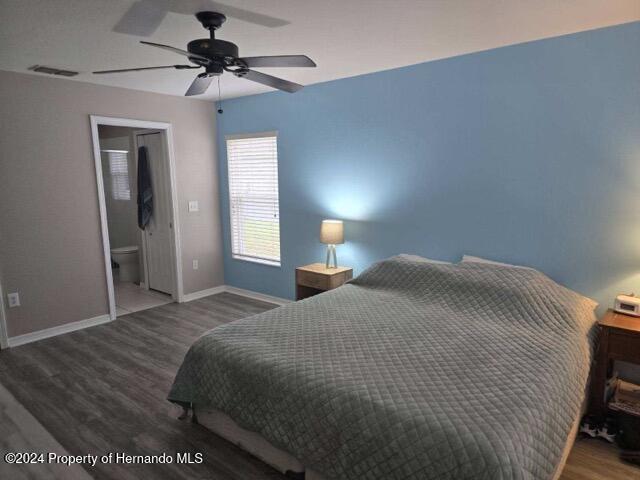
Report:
589,309,640,421
295,263,353,300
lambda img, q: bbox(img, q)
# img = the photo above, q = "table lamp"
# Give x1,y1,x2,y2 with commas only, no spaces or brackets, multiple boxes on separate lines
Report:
320,219,344,268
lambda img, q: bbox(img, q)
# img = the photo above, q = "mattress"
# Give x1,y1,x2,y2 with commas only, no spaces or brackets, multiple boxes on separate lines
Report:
170,255,597,479
195,407,304,476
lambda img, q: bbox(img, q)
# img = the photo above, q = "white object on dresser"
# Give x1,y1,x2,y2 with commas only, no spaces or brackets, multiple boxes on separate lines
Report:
614,294,640,317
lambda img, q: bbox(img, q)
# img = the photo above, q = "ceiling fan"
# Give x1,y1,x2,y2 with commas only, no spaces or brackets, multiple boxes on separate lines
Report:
94,11,316,96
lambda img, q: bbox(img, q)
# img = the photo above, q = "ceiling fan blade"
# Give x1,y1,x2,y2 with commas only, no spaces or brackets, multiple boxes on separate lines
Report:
114,0,289,36
239,70,303,93
113,0,168,36
185,74,213,96
240,55,316,68
166,1,288,28
140,41,210,64
93,65,199,74
199,1,289,28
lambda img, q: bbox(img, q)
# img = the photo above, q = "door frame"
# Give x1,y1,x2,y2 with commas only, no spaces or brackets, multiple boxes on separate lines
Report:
90,115,184,320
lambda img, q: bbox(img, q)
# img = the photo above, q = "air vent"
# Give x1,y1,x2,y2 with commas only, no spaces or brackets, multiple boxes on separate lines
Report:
29,65,78,77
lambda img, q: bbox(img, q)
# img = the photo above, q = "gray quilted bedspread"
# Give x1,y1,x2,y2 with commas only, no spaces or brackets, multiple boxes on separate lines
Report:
168,255,597,480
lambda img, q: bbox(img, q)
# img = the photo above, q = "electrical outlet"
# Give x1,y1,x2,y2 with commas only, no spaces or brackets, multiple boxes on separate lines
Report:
7,292,20,308
192,260,199,270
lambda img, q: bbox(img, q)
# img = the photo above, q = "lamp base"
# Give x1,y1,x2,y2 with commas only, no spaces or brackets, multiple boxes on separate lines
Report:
325,244,337,269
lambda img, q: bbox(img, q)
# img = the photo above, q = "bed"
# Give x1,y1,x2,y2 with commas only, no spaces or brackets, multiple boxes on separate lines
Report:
168,255,597,479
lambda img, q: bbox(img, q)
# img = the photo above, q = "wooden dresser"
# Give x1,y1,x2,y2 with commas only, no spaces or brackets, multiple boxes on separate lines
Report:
589,309,640,421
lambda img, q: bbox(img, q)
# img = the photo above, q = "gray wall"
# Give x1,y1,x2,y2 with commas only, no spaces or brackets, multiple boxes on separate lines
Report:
0,70,224,338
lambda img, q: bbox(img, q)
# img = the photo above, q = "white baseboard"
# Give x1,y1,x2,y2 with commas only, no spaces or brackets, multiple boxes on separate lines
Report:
7,286,289,348
181,285,226,302
223,286,291,306
181,285,291,306
8,314,112,348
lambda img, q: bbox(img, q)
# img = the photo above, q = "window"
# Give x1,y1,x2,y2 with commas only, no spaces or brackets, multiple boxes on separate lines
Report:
103,150,131,201
226,132,281,266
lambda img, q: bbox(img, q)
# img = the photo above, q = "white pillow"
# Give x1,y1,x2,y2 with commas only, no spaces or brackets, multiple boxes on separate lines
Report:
461,255,531,269
398,254,450,265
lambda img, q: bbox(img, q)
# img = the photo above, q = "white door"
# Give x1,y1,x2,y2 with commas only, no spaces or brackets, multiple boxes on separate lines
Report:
137,132,174,295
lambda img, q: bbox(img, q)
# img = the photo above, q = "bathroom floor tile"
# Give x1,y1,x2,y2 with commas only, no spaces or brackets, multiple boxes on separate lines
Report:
114,281,172,316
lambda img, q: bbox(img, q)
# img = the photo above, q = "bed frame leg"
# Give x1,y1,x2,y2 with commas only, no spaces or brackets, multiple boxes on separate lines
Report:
178,405,190,420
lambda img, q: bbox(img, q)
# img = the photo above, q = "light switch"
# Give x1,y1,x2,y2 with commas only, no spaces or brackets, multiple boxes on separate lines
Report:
7,292,20,308
193,260,199,270
188,201,199,212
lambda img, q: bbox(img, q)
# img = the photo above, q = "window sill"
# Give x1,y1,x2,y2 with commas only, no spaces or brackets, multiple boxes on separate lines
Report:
232,254,281,268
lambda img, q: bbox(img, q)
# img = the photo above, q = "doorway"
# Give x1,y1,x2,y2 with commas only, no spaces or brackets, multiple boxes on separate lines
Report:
90,116,184,320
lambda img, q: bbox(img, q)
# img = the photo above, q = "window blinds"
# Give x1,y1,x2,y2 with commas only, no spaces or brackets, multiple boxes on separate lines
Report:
226,133,281,266
104,150,130,201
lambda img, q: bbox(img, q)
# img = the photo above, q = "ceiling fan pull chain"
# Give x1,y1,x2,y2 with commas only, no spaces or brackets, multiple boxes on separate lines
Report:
217,77,224,114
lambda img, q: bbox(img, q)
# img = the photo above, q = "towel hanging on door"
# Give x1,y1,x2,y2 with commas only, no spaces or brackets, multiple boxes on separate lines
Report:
137,145,153,229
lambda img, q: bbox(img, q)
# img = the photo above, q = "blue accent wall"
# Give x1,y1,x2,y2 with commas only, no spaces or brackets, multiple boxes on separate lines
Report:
216,22,640,311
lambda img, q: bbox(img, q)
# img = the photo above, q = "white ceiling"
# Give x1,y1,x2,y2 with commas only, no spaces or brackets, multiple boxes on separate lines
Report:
0,0,638,101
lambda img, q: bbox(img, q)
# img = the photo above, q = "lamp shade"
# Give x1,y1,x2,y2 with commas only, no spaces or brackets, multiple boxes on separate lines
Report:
320,219,344,245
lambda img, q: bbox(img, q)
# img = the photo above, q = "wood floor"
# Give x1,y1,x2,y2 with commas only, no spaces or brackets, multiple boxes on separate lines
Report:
560,439,640,479
0,292,638,480
0,293,285,480
0,382,92,480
